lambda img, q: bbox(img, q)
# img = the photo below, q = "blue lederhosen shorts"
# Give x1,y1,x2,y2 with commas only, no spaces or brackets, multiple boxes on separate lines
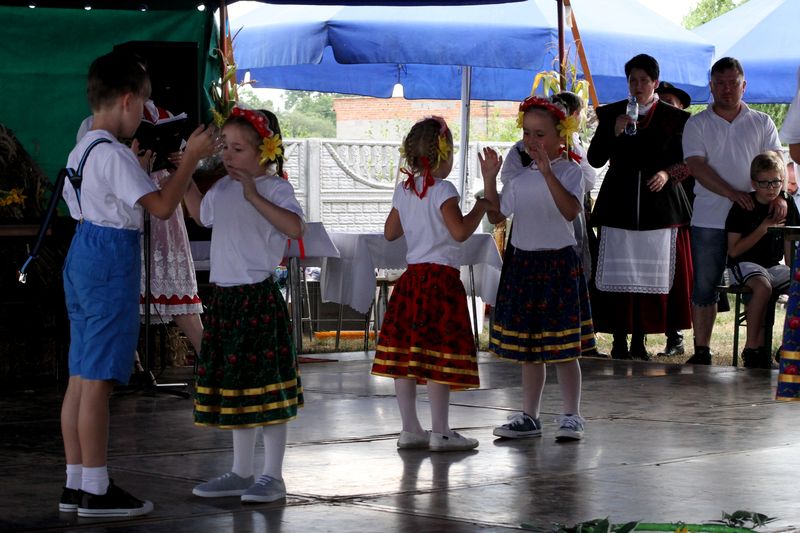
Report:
63,221,141,384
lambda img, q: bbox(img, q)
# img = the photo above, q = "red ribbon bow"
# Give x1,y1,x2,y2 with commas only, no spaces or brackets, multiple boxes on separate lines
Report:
401,156,435,199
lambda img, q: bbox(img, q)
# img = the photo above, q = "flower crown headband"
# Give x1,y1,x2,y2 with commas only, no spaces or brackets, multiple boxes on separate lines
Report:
230,106,284,166
516,95,580,155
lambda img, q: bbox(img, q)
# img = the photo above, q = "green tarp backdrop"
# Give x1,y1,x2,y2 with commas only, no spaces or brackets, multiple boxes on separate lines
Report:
0,6,219,182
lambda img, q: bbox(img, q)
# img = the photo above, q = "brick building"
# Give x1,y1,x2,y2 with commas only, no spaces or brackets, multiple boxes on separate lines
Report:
332,96,518,140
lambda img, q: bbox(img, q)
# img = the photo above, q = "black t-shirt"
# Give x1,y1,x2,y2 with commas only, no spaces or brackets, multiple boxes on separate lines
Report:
725,191,800,267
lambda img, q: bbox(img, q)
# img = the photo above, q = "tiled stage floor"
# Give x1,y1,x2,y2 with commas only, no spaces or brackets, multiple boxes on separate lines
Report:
1,353,798,532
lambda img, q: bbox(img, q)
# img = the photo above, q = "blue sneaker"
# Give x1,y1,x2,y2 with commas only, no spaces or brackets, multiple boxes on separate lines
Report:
241,475,286,503
493,413,542,439
192,472,254,498
555,414,585,441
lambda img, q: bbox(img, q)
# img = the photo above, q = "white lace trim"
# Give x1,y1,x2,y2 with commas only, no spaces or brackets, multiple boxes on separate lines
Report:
595,226,677,294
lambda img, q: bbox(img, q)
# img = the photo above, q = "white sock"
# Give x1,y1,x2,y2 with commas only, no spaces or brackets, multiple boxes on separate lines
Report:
555,359,582,416
522,363,546,419
81,466,109,496
65,464,82,490
427,381,451,436
261,424,287,480
231,428,257,479
395,378,424,434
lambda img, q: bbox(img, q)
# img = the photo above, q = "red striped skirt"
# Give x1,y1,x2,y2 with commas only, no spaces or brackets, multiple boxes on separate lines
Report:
371,263,479,390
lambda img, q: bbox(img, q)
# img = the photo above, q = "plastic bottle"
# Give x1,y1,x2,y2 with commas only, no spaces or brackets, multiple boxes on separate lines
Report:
625,95,638,136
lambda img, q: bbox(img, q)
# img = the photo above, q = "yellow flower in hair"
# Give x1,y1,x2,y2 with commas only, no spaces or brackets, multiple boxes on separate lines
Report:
436,133,452,165
259,134,283,165
516,111,525,129
557,115,580,141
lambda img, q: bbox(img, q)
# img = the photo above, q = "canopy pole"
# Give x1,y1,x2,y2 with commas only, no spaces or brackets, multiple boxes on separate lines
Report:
557,0,566,91
564,0,600,106
459,66,472,210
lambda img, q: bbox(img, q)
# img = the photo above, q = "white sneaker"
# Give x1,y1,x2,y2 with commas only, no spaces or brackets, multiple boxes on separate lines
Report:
429,431,479,452
397,430,431,449
555,414,585,441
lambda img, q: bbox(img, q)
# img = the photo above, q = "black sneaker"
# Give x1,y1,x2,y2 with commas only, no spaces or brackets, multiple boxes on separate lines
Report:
59,487,82,512
78,480,153,518
742,347,772,369
685,346,712,365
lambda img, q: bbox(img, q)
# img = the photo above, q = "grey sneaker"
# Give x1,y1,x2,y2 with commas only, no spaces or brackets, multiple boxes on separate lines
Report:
555,414,585,441
192,472,254,498
397,430,430,449
241,475,287,503
493,413,542,439
429,431,479,452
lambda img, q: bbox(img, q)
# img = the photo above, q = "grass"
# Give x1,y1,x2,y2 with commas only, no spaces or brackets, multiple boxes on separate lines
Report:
298,295,788,367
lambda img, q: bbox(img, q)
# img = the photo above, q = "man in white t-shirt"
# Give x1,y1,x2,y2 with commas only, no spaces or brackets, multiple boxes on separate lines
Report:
683,57,783,365
781,66,800,165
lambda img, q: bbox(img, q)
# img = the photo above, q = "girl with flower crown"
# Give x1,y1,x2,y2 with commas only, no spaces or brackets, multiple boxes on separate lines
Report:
371,116,492,452
183,107,304,504
480,96,595,442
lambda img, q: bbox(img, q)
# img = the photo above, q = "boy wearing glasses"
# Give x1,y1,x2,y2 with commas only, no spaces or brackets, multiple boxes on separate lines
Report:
725,152,799,368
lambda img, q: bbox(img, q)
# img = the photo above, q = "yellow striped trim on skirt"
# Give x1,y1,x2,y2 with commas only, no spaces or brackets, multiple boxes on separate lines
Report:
196,378,300,397
194,414,299,430
194,396,300,415
491,319,593,340
376,344,474,360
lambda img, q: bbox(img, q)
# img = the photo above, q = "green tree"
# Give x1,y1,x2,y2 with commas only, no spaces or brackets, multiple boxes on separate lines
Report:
284,91,336,122
282,91,338,138
280,111,336,138
236,89,274,113
683,0,742,29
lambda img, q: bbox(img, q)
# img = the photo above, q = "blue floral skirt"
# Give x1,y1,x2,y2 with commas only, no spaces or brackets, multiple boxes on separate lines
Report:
490,246,595,363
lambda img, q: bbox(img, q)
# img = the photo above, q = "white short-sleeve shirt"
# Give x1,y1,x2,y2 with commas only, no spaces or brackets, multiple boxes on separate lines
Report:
683,104,781,229
501,139,594,194
499,157,583,251
392,177,460,268
780,68,800,147
200,174,305,286
62,130,157,231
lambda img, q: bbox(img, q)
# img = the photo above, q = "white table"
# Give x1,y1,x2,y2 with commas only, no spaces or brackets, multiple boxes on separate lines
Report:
320,232,502,346
190,222,341,354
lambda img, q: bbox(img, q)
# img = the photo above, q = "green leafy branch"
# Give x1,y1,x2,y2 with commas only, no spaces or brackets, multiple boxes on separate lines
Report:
522,509,776,533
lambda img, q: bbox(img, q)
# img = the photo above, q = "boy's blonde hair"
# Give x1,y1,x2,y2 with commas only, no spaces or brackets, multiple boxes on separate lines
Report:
750,151,786,181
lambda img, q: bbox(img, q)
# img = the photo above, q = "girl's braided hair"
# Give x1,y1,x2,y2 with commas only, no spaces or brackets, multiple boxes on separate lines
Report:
401,117,452,174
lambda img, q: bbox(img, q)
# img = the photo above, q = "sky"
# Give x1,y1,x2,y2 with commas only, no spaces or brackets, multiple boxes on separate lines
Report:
636,0,699,25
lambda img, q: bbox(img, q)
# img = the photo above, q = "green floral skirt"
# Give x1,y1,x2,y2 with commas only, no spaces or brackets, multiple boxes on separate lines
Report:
193,277,303,429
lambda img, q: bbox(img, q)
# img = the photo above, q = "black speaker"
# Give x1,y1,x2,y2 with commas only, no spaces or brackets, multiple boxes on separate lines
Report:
113,41,200,132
